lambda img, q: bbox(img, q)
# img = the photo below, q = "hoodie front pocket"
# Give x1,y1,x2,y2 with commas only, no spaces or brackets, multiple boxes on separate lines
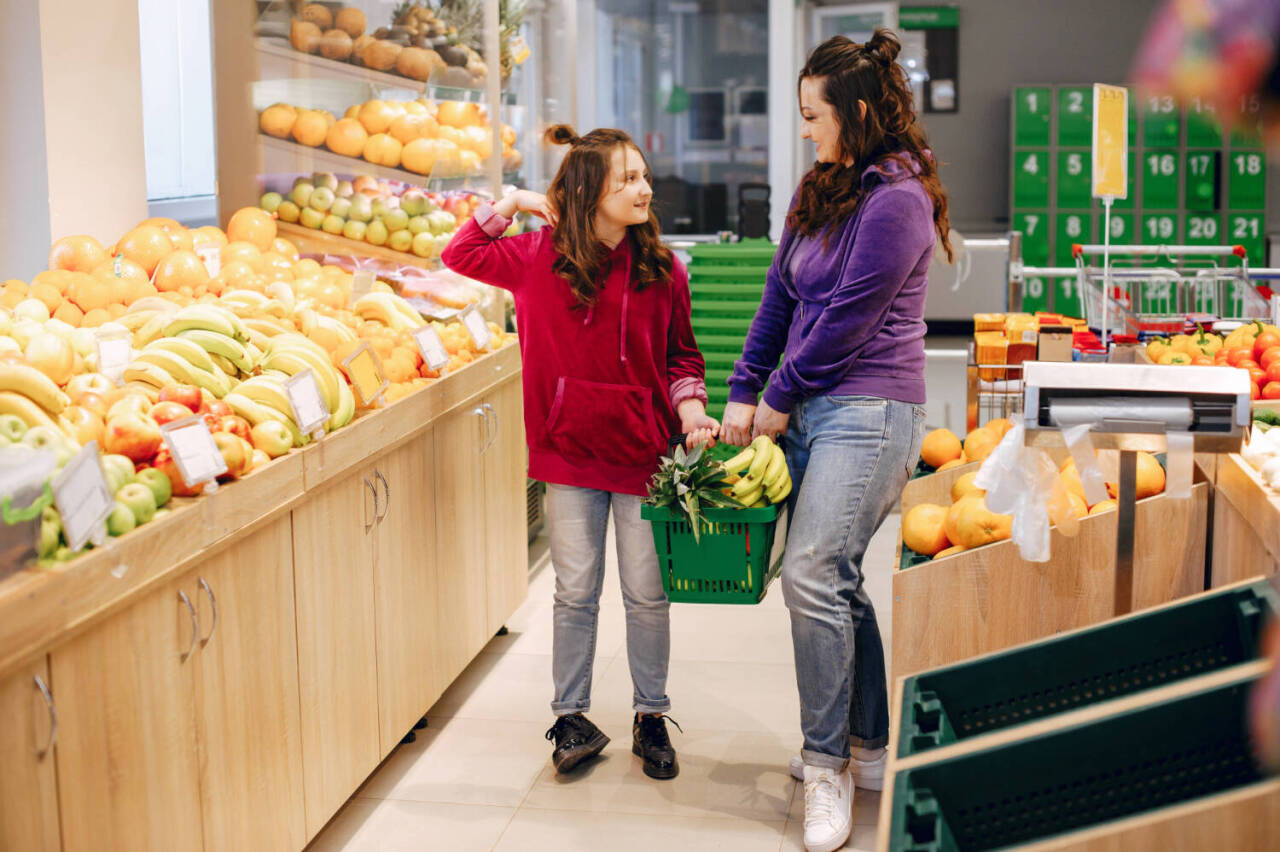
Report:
544,377,664,467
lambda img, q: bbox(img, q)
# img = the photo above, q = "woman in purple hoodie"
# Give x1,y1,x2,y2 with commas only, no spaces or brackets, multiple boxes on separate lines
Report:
720,30,952,852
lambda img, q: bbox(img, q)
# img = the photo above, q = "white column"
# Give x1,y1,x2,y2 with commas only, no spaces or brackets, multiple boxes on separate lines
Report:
767,0,798,241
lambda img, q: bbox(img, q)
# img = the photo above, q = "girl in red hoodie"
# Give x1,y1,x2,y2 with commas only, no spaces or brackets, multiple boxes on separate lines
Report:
442,125,717,780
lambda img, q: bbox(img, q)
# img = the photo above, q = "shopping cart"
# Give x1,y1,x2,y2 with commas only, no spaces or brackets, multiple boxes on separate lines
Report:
640,436,787,604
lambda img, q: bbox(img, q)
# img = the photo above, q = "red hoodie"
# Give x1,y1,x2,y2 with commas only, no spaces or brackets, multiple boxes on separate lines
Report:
442,203,707,496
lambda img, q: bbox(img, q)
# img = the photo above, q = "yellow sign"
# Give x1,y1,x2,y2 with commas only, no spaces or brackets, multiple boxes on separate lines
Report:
1092,84,1128,199
342,343,389,407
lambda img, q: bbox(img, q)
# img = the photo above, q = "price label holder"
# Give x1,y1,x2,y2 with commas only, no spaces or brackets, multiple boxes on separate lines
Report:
350,270,375,306
194,240,221,277
161,416,227,495
413,325,451,374
95,328,132,385
1092,83,1129,350
459,305,492,351
341,341,389,408
52,442,115,554
285,368,331,467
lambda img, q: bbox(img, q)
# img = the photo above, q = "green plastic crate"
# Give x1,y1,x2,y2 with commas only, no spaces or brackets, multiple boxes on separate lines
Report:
641,502,786,604
693,316,755,334
697,333,748,354
688,239,777,267
888,675,1268,851
896,580,1278,760
688,266,769,286
690,282,765,301
690,300,764,319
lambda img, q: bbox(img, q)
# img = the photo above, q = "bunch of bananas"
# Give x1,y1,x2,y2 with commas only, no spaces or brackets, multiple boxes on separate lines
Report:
225,333,355,444
0,362,71,433
122,305,257,398
353,292,425,332
720,435,792,508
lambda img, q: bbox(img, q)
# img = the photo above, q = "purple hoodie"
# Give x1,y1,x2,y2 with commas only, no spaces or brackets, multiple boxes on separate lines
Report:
728,155,935,412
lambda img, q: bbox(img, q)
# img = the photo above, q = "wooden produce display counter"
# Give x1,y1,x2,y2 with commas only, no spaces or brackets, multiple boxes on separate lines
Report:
891,464,1209,679
1212,452,1280,586
0,342,528,852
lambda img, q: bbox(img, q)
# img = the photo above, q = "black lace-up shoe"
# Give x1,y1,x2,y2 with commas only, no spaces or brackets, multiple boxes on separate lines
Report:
632,713,681,779
545,713,610,774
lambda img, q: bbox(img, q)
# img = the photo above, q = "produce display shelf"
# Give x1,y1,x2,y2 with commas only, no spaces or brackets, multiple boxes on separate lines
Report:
894,579,1277,759
276,220,444,269
256,37,518,106
259,135,519,192
0,341,521,681
1211,452,1280,586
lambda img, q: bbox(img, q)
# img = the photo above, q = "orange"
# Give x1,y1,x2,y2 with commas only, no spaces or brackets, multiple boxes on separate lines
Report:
400,137,438,175
259,103,298,138
52,301,84,327
81,308,112,328
272,238,299,261
436,100,482,128
215,260,258,293
226,207,277,252
222,240,264,271
91,256,149,299
986,417,1014,438
291,109,330,147
1088,499,1118,515
936,458,968,472
67,273,113,313
107,303,127,319
189,226,229,249
902,503,951,556
316,282,344,309
357,100,396,135
259,251,294,281
293,258,322,277
920,428,962,469
962,426,1001,463
934,544,966,559
29,281,62,314
126,279,159,304
31,269,73,296
1066,492,1088,519
49,235,108,273
389,114,427,144
325,118,369,158
153,250,211,293
362,133,402,167
1105,452,1166,500
116,224,173,275
950,472,982,504
944,494,1013,550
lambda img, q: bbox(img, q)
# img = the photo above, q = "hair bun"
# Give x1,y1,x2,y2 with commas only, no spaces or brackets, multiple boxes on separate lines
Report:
545,124,580,147
865,28,901,65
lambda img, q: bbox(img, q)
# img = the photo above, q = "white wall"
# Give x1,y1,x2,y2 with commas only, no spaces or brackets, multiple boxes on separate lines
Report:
0,0,53,278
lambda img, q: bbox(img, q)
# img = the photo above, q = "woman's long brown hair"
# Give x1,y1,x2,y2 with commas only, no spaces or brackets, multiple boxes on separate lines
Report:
788,30,953,260
544,124,673,307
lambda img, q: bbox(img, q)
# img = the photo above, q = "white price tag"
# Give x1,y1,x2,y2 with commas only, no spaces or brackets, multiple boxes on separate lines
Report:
194,241,221,277
52,442,115,552
95,330,132,384
160,417,227,488
459,305,492,351
284,369,330,435
351,270,375,304
413,325,450,371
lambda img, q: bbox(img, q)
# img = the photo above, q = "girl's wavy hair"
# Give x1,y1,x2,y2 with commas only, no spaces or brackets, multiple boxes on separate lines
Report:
543,124,673,306
788,29,953,260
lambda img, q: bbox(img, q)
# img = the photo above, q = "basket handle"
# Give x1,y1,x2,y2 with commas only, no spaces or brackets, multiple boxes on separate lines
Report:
667,434,688,453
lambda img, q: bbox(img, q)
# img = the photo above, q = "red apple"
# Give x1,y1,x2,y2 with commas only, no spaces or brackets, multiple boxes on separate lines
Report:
103,412,163,462
150,401,195,426
250,420,293,457
250,448,271,470
159,384,202,413
60,405,104,445
152,449,204,497
71,390,109,420
106,393,151,423
213,431,252,480
199,399,232,420
216,414,252,441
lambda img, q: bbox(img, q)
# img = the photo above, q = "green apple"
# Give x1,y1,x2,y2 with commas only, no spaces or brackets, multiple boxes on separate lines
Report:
290,182,314,208
299,207,325,230
309,186,335,212
259,192,284,213
371,198,391,219
400,190,428,217
365,220,389,246
106,501,136,536
408,215,431,235
426,210,457,235
342,220,368,241
322,214,345,235
116,482,157,525
39,516,61,558
388,229,413,252
0,337,20,358
100,454,136,494
312,171,339,191
0,413,27,442
383,208,410,232
153,508,171,522
330,196,352,219
411,231,436,258
348,195,373,222
277,200,301,223
292,176,313,191
250,420,294,458
22,426,73,467
336,180,354,198
134,467,172,508
434,233,454,255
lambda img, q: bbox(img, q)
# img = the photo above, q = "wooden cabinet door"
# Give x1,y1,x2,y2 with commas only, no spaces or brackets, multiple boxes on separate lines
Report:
0,658,60,852
291,465,382,840
433,401,491,683
371,429,445,755
192,515,306,851
51,578,204,852
483,377,530,635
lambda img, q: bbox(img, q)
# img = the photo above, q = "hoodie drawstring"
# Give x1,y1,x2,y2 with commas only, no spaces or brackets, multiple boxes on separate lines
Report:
620,283,629,364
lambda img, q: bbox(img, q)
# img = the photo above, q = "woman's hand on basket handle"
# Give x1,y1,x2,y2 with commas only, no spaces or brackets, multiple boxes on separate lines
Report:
720,401,755,447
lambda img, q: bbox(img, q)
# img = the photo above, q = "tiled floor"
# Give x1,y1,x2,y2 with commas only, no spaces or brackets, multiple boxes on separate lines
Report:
309,515,902,852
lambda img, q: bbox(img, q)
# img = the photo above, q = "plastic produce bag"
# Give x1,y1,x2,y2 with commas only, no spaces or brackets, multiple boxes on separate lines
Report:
974,423,1079,563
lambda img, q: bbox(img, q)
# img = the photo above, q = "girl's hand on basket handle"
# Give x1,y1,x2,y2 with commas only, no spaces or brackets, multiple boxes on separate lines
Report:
720,401,755,447
678,400,719,450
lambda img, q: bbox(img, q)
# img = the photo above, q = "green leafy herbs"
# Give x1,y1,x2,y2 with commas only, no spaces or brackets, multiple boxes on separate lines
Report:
646,444,739,542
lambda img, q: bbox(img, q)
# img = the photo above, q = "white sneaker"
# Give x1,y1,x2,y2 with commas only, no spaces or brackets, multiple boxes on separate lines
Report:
801,765,854,852
790,751,885,790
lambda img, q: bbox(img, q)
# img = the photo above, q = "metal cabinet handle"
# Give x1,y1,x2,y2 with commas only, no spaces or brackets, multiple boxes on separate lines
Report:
473,407,490,454
198,577,218,645
33,675,56,759
178,590,200,661
365,477,379,532
375,470,390,522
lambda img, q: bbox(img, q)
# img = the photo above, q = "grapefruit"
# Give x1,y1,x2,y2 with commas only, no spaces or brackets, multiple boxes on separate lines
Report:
934,544,967,559
226,208,277,252
944,494,1013,550
963,426,1001,463
116,224,173,275
1105,452,1166,500
950,472,983,503
326,118,369,158
920,428,962,469
902,503,952,557
49,235,107,273
936,458,968,472
153,250,211,293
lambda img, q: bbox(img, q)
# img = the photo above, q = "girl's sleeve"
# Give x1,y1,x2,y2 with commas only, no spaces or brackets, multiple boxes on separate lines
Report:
440,201,541,292
666,260,708,409
726,253,796,405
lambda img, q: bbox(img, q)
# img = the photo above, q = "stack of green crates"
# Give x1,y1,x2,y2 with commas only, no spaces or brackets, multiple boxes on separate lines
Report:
687,240,777,411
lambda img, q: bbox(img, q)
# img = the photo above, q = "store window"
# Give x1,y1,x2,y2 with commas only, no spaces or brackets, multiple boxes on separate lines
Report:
585,0,769,235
